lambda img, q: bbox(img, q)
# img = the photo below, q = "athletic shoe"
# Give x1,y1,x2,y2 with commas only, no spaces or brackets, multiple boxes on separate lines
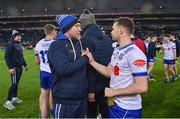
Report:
3,101,15,110
165,79,170,83
172,76,177,82
12,97,23,104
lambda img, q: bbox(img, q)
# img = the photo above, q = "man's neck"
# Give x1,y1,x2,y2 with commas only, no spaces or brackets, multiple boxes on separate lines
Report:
46,35,53,40
64,33,71,39
118,35,132,48
165,40,170,44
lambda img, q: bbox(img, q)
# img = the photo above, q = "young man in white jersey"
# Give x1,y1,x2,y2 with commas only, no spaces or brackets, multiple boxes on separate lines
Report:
85,17,148,118
162,34,177,83
34,24,57,118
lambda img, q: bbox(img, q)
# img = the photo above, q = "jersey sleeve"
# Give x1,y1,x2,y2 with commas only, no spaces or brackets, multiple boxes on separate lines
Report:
172,43,176,49
34,43,40,56
128,49,147,77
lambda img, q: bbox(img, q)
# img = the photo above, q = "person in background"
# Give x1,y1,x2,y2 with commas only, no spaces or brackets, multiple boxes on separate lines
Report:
147,34,157,81
4,30,28,110
162,34,177,83
170,33,180,78
79,9,113,118
34,24,57,118
131,34,147,55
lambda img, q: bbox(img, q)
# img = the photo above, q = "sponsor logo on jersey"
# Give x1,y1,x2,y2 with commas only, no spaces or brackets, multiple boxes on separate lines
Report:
133,60,146,66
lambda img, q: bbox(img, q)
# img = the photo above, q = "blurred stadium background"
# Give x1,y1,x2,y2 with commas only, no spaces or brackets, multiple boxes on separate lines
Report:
0,0,180,118
0,0,180,48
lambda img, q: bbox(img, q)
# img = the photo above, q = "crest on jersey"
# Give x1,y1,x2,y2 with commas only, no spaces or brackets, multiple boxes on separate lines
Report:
133,60,146,66
113,64,120,76
118,53,124,60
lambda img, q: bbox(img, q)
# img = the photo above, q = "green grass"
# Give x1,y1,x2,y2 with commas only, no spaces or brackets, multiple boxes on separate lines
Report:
0,50,180,117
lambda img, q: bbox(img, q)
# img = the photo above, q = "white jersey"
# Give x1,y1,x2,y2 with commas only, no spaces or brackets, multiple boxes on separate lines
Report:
110,43,147,110
34,38,54,73
162,41,176,60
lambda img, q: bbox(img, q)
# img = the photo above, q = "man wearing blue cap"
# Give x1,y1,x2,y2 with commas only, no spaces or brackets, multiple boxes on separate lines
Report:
47,15,91,118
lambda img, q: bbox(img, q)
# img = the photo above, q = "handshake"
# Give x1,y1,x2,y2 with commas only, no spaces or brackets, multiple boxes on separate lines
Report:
81,48,94,63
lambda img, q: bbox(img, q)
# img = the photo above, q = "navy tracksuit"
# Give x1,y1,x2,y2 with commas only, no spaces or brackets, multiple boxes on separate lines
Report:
81,24,113,118
4,40,27,101
48,33,89,118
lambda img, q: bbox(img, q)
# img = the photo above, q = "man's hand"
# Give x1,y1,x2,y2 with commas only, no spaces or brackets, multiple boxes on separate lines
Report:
88,93,96,102
9,68,15,74
24,66,28,71
107,64,113,74
85,48,94,63
105,87,116,97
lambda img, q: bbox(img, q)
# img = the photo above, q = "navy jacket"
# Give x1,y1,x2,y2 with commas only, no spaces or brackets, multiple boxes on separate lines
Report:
81,24,113,93
172,39,180,57
147,41,156,58
4,40,27,69
48,33,88,104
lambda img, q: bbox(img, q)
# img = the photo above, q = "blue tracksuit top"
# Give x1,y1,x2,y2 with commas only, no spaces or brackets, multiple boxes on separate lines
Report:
47,33,88,104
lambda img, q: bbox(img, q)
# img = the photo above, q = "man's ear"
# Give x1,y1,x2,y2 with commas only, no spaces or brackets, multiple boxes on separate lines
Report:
119,26,123,35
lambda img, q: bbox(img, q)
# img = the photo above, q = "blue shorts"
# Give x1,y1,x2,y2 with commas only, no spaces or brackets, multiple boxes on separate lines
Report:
40,71,52,89
109,103,142,118
147,57,155,62
163,59,175,65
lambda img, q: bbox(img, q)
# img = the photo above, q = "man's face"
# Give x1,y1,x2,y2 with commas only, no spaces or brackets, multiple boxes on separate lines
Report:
151,36,157,42
50,30,57,39
67,22,81,40
111,22,120,41
170,35,175,40
163,36,170,42
146,36,151,42
14,35,22,42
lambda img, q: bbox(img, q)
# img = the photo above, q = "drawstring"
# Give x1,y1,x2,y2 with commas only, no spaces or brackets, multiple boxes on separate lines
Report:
68,38,76,61
68,38,84,61
78,39,83,52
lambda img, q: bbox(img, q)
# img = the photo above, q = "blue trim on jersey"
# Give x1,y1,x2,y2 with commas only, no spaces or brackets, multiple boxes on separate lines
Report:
44,37,53,41
109,102,142,118
118,43,134,51
44,39,52,41
132,72,147,77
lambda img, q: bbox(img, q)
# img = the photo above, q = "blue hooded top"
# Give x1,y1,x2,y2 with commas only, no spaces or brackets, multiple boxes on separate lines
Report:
47,32,89,104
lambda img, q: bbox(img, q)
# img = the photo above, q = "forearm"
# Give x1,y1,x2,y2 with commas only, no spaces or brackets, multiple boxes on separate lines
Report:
113,84,147,97
112,76,148,97
90,61,110,77
173,50,176,59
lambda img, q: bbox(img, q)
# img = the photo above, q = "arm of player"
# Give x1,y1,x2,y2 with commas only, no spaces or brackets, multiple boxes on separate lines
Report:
35,55,40,65
105,76,148,97
173,49,176,60
161,45,164,54
90,61,112,78
4,43,14,69
84,48,112,78
173,44,176,60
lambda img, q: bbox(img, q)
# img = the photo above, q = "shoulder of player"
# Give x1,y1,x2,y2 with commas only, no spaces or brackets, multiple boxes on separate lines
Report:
126,44,145,57
35,38,45,46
